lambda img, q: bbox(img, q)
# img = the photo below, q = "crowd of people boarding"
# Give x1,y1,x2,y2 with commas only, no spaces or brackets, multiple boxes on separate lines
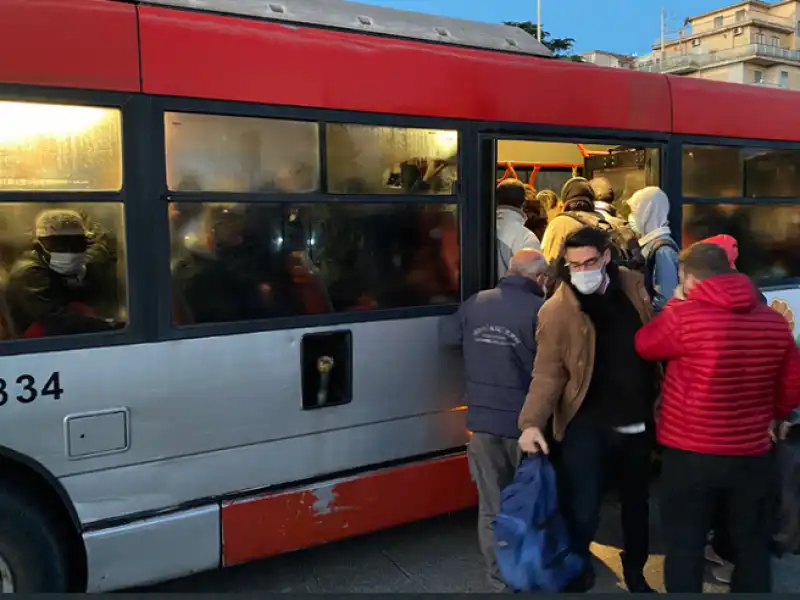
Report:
442,175,800,594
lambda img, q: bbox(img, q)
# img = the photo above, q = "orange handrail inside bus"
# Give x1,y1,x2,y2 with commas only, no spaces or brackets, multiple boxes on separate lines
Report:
496,161,583,186
576,144,612,157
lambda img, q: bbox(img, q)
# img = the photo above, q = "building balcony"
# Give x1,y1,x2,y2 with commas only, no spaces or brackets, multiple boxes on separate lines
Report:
636,43,800,74
657,11,795,49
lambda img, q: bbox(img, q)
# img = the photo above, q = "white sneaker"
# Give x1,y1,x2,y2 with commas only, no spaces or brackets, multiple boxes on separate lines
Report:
704,545,724,565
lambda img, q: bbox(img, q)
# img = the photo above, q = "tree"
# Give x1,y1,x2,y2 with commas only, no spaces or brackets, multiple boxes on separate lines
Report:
503,21,584,62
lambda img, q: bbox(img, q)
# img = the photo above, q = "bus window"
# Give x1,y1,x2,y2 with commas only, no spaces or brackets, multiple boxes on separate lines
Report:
0,101,122,191
682,203,800,283
325,124,458,195
682,145,743,198
744,148,800,198
0,203,127,340
164,112,320,193
169,202,459,325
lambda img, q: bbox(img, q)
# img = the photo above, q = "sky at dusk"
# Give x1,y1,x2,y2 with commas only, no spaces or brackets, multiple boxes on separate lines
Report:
355,0,735,56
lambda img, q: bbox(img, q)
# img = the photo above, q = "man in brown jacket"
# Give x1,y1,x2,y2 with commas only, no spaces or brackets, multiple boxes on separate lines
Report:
518,226,660,593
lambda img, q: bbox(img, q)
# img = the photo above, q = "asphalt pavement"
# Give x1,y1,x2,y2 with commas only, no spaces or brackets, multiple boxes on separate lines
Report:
137,493,800,593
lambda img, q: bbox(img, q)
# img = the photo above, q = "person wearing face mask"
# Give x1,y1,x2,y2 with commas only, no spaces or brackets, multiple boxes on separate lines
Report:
6,209,119,338
634,242,800,593
517,227,660,594
627,187,679,312
440,248,549,592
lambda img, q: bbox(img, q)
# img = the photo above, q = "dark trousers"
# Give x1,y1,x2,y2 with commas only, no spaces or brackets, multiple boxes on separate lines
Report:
660,447,772,593
710,499,734,563
558,414,653,584
467,432,522,590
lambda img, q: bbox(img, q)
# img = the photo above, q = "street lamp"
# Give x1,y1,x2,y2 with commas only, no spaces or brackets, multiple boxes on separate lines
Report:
537,0,542,42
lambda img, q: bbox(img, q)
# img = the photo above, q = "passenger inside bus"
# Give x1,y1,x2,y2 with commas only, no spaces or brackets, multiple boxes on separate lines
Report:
6,209,122,338
172,203,305,324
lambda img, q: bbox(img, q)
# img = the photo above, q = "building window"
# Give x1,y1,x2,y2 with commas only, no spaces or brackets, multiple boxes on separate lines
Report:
754,70,764,84
796,20,800,36
755,32,766,44
771,36,781,47
781,70,790,89
736,10,746,22
714,15,724,29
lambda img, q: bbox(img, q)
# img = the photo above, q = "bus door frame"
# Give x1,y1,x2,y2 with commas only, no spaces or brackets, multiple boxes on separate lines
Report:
474,128,670,289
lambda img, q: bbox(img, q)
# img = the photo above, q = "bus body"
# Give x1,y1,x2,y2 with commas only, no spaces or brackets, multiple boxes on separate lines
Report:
0,0,799,592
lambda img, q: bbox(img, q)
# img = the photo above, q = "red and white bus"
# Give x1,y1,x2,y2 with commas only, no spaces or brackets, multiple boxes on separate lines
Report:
0,0,798,592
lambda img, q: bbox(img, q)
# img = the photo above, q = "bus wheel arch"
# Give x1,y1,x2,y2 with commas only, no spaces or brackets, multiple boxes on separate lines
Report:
0,447,86,592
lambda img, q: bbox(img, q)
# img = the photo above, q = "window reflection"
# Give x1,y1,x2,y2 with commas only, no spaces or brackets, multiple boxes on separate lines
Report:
0,202,127,340
0,101,122,191
165,112,320,193
325,124,458,195
682,203,800,283
169,202,460,324
744,148,800,198
682,145,742,198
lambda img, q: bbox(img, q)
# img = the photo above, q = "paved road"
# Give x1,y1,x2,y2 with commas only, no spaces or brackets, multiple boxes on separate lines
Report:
138,496,800,593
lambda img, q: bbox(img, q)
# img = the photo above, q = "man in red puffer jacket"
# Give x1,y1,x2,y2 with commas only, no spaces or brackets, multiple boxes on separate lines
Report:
635,242,800,593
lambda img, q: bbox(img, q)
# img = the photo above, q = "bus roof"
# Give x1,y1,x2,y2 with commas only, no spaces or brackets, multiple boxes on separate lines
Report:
130,0,553,57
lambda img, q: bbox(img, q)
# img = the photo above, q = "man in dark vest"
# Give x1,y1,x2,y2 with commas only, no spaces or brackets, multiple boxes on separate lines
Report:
440,248,548,591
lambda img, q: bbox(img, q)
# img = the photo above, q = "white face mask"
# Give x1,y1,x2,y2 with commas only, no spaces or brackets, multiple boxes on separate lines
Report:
49,252,87,276
570,268,605,295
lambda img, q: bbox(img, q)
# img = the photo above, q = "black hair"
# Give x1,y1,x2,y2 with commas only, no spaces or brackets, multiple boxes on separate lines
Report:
563,226,610,255
496,179,527,209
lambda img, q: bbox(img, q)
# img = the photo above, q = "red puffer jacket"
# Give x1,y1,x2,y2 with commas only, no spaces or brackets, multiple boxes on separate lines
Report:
635,273,800,456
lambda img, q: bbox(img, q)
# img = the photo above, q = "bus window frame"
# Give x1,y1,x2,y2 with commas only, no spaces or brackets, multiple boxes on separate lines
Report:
152,96,468,343
0,84,153,358
476,129,669,288
674,133,800,290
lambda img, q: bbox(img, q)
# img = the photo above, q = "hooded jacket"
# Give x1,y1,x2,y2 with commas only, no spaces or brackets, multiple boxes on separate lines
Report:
496,206,541,276
628,187,679,310
698,234,767,304
700,234,738,268
441,275,546,438
635,273,800,456
539,178,598,263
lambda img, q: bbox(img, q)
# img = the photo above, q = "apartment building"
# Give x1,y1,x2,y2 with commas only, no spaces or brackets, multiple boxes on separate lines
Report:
581,50,637,69
637,0,800,90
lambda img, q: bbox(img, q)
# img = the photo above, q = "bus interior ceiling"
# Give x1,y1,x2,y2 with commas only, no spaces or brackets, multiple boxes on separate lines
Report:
495,139,661,218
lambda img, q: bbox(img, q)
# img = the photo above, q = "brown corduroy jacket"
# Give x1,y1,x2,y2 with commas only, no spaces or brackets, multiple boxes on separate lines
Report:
517,267,662,441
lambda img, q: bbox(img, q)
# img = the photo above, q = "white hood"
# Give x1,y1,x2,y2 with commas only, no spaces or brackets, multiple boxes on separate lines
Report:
628,186,670,239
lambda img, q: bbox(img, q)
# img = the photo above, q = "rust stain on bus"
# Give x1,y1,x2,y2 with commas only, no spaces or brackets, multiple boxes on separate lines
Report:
220,453,476,566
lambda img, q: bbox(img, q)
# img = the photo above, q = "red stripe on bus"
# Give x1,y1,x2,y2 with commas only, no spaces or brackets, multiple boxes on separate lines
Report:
220,453,477,566
669,75,800,142
0,0,140,92
137,5,671,132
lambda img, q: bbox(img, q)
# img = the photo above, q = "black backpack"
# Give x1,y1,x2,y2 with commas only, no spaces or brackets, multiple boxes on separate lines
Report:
642,237,679,300
563,212,646,272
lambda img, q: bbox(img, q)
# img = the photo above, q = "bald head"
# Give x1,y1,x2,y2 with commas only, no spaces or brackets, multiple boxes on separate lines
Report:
507,248,548,282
